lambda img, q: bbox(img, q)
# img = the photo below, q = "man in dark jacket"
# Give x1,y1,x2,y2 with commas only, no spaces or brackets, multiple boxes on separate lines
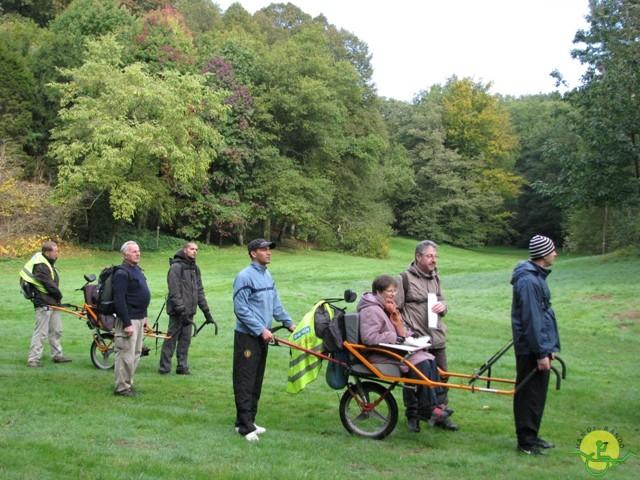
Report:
159,242,214,375
113,241,150,397
511,235,561,455
21,241,72,367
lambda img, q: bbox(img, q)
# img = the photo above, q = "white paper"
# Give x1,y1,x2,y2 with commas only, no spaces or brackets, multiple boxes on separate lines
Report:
379,343,426,352
404,335,431,349
427,293,438,328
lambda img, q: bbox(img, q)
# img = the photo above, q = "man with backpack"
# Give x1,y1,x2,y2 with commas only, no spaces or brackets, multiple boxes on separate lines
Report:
158,242,215,375
20,241,72,367
113,241,150,397
395,240,458,432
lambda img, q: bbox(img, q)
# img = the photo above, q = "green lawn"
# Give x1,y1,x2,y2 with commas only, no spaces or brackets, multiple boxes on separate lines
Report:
1,238,638,479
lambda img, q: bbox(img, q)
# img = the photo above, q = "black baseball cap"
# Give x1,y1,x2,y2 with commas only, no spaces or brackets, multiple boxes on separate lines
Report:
247,238,276,253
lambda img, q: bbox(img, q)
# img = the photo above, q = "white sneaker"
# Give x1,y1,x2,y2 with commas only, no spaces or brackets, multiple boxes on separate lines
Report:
245,431,259,442
235,424,266,435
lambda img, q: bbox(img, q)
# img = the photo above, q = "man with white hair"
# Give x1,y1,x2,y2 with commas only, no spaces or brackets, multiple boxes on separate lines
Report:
113,241,150,397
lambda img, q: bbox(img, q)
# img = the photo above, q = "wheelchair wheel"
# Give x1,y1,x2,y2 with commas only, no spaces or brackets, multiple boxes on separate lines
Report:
90,332,115,370
339,381,398,440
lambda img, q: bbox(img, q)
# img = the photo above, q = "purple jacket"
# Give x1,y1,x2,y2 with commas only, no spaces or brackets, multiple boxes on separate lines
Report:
357,292,434,369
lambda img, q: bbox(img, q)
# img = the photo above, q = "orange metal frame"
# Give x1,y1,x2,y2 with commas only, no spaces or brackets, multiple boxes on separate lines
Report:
343,342,519,395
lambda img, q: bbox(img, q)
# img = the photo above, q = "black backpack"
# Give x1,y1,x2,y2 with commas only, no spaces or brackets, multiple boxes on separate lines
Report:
313,302,346,352
94,265,130,314
19,278,36,300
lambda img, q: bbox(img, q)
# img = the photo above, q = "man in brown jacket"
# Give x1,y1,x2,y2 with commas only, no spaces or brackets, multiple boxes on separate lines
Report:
395,240,458,432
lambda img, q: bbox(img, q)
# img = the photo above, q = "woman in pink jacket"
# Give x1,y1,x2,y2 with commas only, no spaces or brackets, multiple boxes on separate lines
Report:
357,275,449,433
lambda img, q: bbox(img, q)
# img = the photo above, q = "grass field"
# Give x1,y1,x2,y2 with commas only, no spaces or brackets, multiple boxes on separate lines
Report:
1,237,638,479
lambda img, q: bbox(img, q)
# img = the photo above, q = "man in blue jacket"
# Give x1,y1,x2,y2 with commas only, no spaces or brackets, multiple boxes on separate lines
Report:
511,235,561,455
232,238,296,442
113,241,150,397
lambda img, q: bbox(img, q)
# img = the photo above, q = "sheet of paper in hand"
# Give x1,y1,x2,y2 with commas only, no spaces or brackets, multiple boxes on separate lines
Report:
427,293,438,328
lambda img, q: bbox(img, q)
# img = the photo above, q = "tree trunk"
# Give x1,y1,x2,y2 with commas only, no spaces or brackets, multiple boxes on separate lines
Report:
263,217,271,240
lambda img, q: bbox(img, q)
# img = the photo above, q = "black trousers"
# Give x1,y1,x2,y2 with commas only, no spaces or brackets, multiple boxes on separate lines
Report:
514,354,550,447
233,331,268,435
402,358,443,418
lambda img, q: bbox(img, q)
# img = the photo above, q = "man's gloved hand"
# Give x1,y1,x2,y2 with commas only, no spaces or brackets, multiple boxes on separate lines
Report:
395,336,406,345
204,311,215,324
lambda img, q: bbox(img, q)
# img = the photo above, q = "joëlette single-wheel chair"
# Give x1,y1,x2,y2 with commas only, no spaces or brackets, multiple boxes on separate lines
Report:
273,290,566,440
47,274,170,370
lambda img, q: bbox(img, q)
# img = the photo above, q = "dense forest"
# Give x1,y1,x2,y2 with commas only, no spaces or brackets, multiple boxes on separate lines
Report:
1,0,638,257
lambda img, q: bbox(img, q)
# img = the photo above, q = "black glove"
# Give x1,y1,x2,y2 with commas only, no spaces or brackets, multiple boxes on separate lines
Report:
395,336,405,345
204,311,215,324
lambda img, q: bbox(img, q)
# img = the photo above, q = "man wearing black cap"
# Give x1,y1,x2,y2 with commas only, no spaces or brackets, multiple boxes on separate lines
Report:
511,235,561,455
232,238,296,442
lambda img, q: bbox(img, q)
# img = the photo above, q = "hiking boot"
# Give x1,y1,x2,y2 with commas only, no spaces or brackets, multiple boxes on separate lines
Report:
114,389,139,397
518,444,547,456
434,417,459,431
176,368,191,375
53,356,72,363
27,360,42,367
441,404,454,417
533,437,555,449
408,418,421,433
158,369,170,375
425,406,449,427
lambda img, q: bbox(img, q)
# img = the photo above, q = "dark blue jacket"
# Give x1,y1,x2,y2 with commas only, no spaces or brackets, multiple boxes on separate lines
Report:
511,260,560,358
113,263,151,328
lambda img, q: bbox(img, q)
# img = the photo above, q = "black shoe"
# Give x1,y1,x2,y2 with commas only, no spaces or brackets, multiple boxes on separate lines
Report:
518,444,547,456
158,369,170,375
408,418,421,433
533,437,555,449
176,368,191,375
114,389,139,397
434,417,459,431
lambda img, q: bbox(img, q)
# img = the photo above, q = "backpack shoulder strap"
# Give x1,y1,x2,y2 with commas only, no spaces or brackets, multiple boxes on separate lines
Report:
400,271,409,296
401,271,429,304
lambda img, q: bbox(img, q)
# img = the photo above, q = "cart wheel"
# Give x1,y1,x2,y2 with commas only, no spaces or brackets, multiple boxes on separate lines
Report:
339,381,398,440
90,332,115,370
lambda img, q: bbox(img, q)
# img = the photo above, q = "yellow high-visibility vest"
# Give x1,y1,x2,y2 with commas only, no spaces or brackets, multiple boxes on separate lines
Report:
286,301,331,393
19,252,55,294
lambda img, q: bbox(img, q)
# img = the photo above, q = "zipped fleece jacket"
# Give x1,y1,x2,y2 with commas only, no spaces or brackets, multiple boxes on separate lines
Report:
166,249,210,318
233,262,293,336
510,260,560,358
395,263,448,349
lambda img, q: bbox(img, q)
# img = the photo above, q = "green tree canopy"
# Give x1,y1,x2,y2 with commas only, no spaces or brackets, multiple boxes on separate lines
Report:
49,36,228,232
